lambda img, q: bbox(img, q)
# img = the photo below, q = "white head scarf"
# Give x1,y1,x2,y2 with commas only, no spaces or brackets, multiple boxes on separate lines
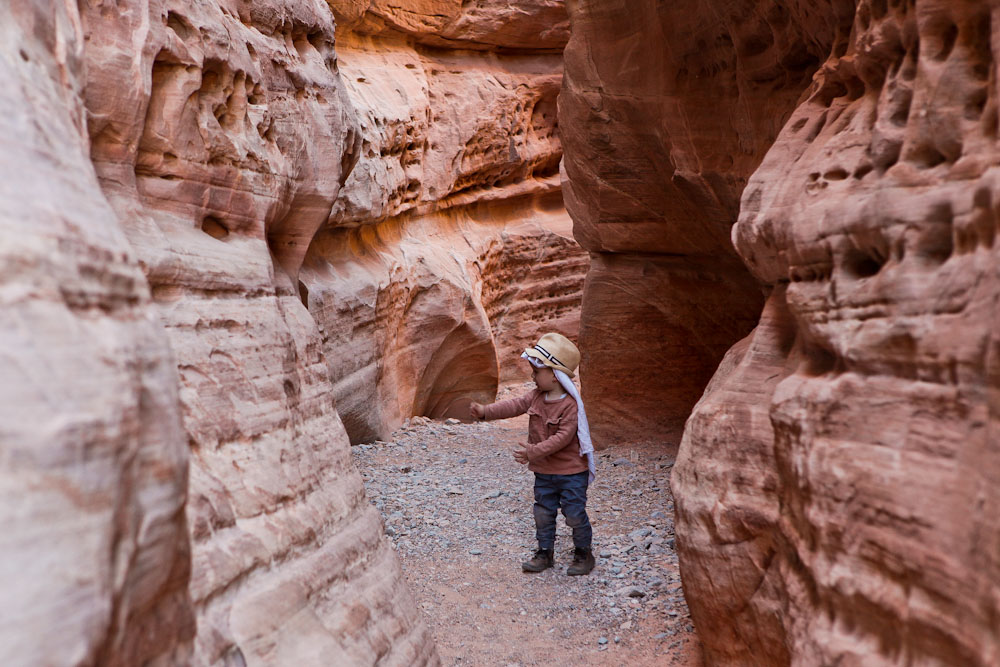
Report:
522,352,596,482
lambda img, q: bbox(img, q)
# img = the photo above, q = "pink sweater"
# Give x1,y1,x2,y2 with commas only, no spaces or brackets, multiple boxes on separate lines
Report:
483,389,587,475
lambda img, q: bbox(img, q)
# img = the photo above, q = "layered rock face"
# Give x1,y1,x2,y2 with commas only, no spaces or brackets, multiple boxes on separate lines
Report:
305,1,587,443
0,4,191,664
4,0,583,662
560,1,854,443
77,0,433,664
674,0,1000,665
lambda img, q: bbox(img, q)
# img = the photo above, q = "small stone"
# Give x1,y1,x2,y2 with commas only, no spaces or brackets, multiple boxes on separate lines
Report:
483,489,502,500
469,549,483,555
597,637,608,645
598,549,614,558
613,636,620,644
629,527,653,540
616,586,646,598
654,632,669,640
445,418,460,425
612,458,631,467
651,510,666,520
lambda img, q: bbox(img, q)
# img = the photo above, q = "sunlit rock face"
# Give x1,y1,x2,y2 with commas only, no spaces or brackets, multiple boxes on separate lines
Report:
306,1,587,443
560,0,851,443
675,0,1000,664
0,3,191,665
79,1,434,664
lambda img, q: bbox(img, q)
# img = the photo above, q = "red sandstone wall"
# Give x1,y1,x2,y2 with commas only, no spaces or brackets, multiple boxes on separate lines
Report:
2,0,436,664
560,0,850,443
673,1,1000,664
0,3,192,664
1,0,582,662
306,0,588,443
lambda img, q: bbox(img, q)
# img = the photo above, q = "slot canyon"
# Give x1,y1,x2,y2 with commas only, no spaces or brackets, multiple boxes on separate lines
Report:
0,1,996,666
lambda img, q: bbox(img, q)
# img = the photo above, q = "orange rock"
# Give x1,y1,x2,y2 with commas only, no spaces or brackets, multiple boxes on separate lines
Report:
559,0,841,443
676,1,1000,665
306,7,587,443
0,3,191,664
79,0,435,664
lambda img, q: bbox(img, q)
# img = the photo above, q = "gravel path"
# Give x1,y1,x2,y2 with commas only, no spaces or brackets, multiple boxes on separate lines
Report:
351,383,703,666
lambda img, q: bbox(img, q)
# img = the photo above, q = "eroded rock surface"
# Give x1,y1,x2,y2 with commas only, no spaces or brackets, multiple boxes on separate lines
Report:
304,2,587,443
0,3,191,664
675,1,1000,664
79,1,434,664
560,0,851,442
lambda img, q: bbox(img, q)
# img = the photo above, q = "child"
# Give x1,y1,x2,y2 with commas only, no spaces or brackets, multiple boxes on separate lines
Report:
470,333,597,575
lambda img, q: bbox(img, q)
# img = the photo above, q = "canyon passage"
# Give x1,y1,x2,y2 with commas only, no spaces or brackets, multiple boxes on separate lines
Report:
1,1,998,666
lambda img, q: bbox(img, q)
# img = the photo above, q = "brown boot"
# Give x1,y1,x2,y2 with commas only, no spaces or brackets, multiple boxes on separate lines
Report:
521,548,554,572
567,547,595,576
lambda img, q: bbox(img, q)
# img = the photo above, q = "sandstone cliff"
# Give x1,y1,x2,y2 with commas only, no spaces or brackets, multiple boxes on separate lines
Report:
305,0,587,443
3,0,588,662
672,0,1000,665
559,0,850,443
0,3,191,664
1,0,435,664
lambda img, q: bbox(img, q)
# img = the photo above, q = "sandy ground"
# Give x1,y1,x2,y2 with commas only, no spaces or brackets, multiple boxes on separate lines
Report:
352,383,704,666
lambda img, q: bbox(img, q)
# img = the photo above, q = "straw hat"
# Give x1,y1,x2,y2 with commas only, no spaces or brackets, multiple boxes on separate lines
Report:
523,333,580,378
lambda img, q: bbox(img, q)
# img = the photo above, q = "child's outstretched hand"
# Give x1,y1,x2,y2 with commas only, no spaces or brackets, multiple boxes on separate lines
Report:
513,443,529,465
469,402,485,420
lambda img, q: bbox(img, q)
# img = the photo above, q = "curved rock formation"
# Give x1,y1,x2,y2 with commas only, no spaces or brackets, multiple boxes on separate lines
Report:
0,3,191,664
78,1,434,664
675,0,1000,664
560,0,852,443
305,1,587,443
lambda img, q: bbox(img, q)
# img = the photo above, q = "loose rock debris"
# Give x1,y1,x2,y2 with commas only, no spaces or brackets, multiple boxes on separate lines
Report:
352,383,703,666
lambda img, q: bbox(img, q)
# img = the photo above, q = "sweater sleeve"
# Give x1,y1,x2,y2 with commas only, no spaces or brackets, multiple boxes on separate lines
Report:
482,391,534,421
525,401,579,461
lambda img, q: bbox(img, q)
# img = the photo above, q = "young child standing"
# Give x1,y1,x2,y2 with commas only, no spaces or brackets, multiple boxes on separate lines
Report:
470,333,597,575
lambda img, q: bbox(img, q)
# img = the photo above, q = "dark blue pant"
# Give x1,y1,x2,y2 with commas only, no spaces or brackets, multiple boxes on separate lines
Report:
533,471,592,550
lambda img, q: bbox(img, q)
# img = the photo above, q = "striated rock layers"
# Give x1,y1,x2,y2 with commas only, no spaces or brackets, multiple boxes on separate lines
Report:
0,3,192,665
674,0,1000,665
70,0,431,664
304,1,587,443
560,0,853,443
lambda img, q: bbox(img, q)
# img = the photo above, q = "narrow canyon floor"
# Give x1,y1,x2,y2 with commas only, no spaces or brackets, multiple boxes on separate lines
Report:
352,383,703,666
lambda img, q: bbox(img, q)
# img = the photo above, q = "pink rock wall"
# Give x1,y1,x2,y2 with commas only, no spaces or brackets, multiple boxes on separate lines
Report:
674,0,1000,664
3,0,585,661
305,1,587,443
78,0,434,664
560,0,850,443
0,3,191,664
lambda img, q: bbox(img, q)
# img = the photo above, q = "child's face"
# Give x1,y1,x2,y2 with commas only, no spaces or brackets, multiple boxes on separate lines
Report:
531,365,560,392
